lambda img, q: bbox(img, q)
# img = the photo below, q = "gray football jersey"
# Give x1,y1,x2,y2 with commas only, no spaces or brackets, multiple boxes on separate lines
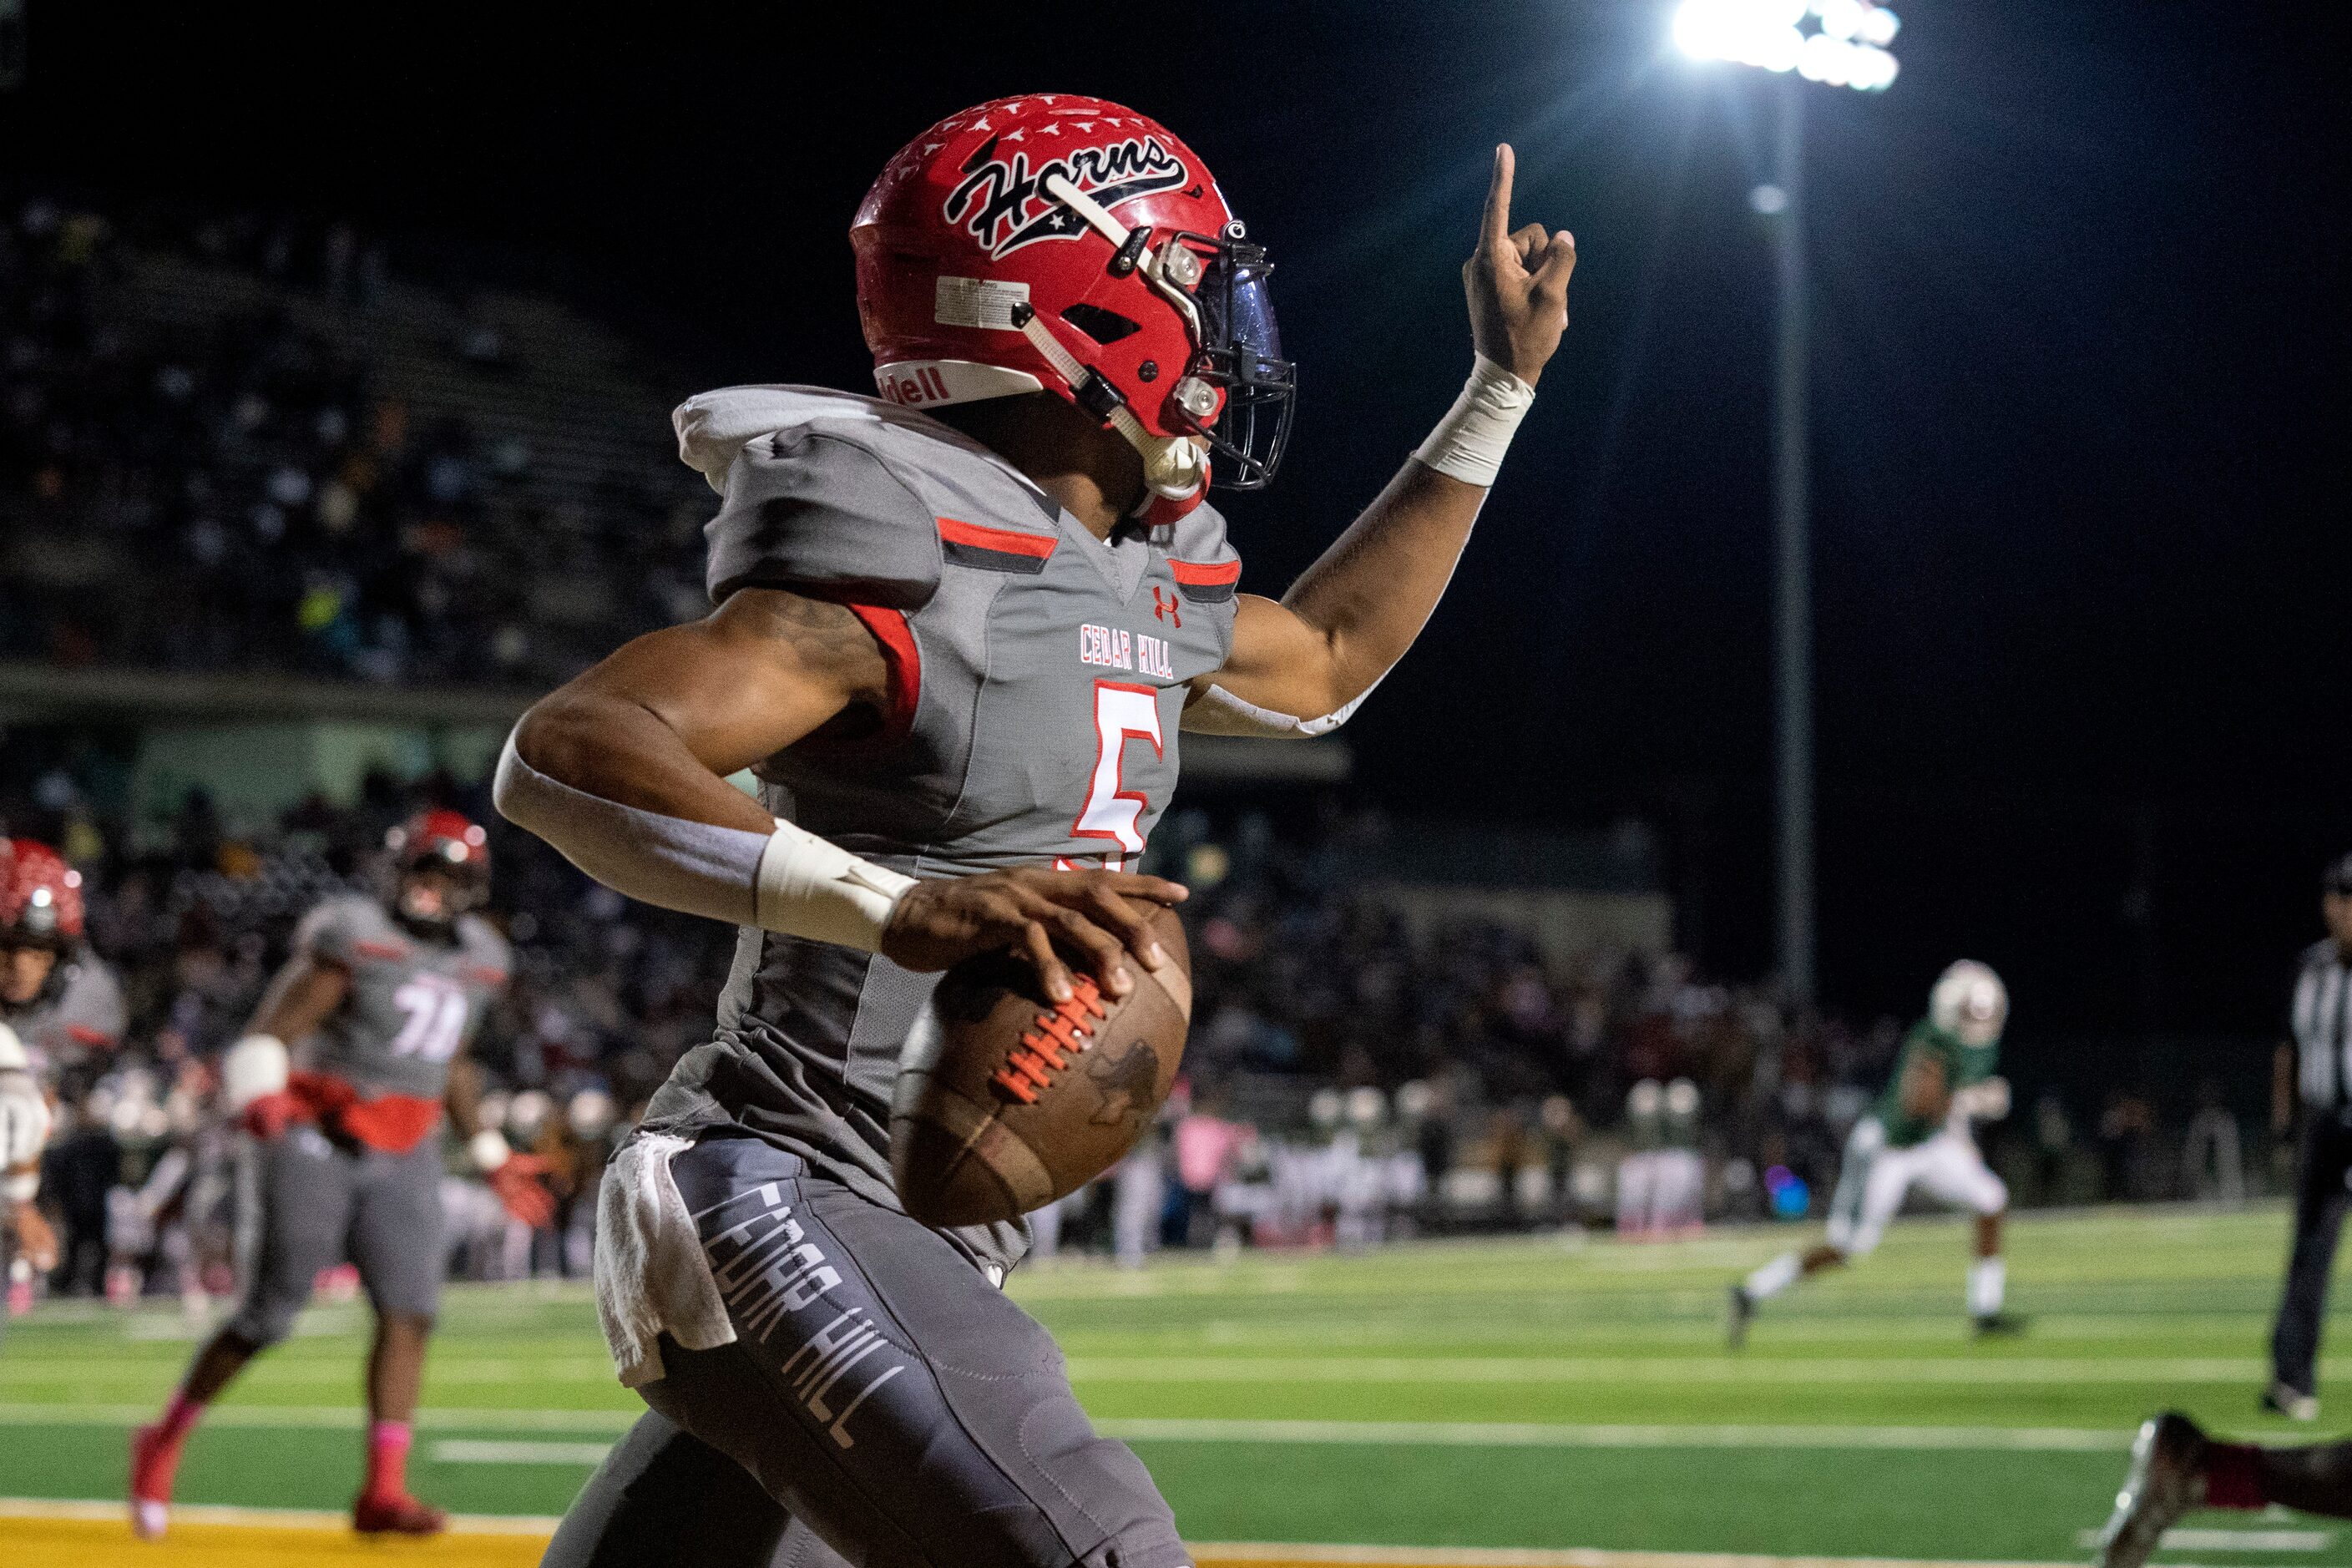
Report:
645,387,1242,1271
3,954,126,1083
296,895,511,1100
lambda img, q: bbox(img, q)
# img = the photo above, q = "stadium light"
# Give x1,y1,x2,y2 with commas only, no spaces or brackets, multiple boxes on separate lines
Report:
1672,0,1900,1005
1672,0,1899,91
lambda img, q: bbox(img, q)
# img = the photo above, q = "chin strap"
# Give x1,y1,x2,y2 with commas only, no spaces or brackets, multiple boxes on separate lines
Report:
1011,306,1206,504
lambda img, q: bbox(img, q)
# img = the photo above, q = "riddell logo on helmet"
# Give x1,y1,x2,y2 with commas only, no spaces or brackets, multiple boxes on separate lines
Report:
879,366,955,406
946,135,1189,258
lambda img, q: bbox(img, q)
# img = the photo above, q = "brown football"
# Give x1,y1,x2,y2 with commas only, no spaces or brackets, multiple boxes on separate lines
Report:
891,902,1191,1229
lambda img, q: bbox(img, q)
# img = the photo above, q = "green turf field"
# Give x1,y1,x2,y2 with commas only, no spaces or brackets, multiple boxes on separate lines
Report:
3,1204,2348,1564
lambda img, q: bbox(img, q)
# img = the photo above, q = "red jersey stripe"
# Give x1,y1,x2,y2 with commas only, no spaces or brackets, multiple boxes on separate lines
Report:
1169,558,1242,587
937,517,1058,559
843,604,923,740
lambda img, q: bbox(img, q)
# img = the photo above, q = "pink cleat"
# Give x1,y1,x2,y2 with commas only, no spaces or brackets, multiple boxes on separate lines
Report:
128,1421,185,1540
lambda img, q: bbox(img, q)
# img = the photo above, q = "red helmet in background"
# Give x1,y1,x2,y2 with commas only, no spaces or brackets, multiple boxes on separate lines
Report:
0,838,86,950
853,94,1296,511
385,809,490,921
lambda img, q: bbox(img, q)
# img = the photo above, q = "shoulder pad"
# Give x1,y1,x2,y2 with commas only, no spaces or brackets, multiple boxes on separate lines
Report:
704,423,943,610
297,895,395,967
455,914,513,971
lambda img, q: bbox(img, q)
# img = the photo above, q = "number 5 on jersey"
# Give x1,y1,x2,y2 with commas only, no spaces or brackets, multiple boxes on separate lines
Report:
1066,680,1164,874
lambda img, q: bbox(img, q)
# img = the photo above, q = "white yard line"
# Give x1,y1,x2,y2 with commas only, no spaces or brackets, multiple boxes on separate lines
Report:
0,1353,2271,1387
1061,1356,2266,1384
0,1400,640,1431
1095,1419,2133,1451
432,1439,616,1465
0,1404,2131,1452
2070,1525,2332,1551
1179,1545,2079,1568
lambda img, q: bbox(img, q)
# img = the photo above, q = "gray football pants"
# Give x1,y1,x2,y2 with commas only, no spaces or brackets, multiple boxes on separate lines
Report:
542,1132,1187,1568
225,1125,443,1346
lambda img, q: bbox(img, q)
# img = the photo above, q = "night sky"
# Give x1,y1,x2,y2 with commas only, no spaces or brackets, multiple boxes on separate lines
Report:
6,2,2346,1050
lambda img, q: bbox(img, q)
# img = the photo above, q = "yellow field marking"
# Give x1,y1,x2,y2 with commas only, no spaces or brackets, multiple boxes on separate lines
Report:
0,1503,2076,1568
0,1500,553,1566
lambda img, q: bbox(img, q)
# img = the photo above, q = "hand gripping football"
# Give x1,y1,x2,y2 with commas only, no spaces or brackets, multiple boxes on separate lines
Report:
892,903,1191,1228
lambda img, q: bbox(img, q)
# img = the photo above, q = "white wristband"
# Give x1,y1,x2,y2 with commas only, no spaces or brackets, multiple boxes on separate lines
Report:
754,821,918,952
470,1130,514,1173
3,1171,36,1203
1414,355,1535,487
220,1034,289,1114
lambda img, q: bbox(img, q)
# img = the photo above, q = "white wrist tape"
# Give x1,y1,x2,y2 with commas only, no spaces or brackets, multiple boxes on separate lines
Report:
220,1035,289,1114
1181,680,1377,741
755,821,918,951
3,1171,36,1203
470,1129,514,1173
1414,355,1535,487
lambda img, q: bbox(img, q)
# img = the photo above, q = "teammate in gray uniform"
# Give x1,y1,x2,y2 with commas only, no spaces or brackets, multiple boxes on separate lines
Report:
0,837,125,1089
0,839,108,1318
129,810,549,1540
499,94,1576,1568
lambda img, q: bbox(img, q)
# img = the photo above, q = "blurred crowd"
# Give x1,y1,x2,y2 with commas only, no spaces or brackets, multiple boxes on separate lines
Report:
0,196,705,685
3,746,2265,1307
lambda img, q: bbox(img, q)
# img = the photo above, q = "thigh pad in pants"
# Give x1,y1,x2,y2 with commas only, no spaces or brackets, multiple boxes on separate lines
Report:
226,1127,357,1346
651,1134,1186,1568
347,1137,447,1320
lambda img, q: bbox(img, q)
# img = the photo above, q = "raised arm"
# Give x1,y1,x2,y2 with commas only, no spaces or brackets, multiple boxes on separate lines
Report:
1186,144,1576,733
498,588,1181,1004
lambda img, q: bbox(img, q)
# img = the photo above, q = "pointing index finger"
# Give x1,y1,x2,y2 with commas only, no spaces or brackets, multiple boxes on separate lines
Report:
1482,143,1515,255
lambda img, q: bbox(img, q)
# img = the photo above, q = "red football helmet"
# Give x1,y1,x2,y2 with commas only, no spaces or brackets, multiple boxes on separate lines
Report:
853,94,1295,511
0,838,85,950
385,809,490,920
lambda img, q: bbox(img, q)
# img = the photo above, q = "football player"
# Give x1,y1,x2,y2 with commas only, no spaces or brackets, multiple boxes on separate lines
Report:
0,837,125,1086
2098,1411,2352,1565
128,811,549,1539
497,95,1575,1568
1729,960,2018,1344
1,1020,58,1324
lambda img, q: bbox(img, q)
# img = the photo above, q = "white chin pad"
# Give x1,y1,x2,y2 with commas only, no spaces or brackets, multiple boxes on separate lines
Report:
1136,432,1206,500
221,1034,290,1113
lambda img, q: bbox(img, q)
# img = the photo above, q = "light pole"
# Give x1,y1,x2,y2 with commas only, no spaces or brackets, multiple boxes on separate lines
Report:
1672,0,1899,1004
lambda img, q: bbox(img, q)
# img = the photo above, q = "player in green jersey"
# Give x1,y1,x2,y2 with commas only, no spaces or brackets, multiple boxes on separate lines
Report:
1729,961,2020,1343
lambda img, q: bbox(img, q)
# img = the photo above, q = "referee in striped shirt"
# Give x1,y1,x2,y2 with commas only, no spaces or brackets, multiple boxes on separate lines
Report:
2266,853,2352,1420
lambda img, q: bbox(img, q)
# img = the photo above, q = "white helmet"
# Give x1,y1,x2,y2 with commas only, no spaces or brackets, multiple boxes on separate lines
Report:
1930,960,2007,1046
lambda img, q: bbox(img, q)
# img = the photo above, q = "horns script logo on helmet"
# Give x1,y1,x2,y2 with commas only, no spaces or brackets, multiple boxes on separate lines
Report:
948,134,1191,258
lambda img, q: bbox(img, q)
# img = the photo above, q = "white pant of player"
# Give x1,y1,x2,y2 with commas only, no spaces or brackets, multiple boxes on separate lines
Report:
1823,1115,2006,1258
1616,1149,1706,1237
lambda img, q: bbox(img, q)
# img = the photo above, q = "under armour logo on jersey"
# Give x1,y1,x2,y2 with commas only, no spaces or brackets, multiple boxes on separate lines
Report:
1151,585,1181,628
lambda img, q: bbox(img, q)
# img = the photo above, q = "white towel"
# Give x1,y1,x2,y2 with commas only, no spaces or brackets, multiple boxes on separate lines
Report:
593,1134,736,1388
